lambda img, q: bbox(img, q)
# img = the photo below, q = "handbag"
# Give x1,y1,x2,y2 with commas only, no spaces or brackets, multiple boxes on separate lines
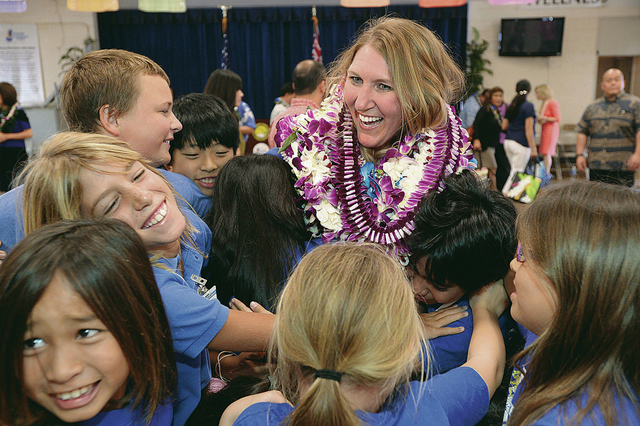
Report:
506,158,545,203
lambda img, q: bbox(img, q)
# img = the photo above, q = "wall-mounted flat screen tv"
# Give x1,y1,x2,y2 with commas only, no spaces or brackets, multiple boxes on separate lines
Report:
499,17,565,57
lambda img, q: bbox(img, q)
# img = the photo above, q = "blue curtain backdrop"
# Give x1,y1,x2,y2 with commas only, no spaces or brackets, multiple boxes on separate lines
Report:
98,5,467,120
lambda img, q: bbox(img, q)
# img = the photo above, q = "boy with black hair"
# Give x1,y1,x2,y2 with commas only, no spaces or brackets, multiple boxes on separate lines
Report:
409,169,517,373
167,93,239,200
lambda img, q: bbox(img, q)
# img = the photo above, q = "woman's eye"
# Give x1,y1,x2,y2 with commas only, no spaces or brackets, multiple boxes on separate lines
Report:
23,338,45,350
133,169,145,182
348,75,362,85
78,329,100,339
377,83,393,91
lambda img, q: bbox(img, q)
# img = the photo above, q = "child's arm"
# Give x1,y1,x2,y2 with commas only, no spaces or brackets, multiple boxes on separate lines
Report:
420,304,468,339
220,391,289,426
207,309,275,352
462,281,509,397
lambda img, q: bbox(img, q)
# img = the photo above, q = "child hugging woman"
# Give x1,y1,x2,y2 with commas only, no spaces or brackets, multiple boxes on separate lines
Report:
221,243,509,426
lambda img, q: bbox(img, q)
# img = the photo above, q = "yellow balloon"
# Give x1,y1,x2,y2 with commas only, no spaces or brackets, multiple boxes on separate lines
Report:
253,122,269,142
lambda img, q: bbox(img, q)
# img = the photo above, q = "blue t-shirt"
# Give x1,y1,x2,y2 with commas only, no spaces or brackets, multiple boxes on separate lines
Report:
237,101,256,142
505,101,536,148
233,367,489,426
159,168,212,218
460,93,483,129
151,208,229,426
76,401,172,426
423,295,516,374
0,169,210,254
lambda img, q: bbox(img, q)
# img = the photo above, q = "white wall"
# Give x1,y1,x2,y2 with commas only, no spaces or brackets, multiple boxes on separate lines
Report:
0,0,97,103
468,0,640,126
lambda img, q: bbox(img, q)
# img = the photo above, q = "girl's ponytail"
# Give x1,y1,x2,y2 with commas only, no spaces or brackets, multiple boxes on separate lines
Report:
505,79,531,121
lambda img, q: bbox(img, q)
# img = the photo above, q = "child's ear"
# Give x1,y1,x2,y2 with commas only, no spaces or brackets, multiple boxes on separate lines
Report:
99,105,120,137
234,147,240,156
165,162,174,172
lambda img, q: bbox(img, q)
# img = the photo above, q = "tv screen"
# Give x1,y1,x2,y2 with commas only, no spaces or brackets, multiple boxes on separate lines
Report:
499,17,565,57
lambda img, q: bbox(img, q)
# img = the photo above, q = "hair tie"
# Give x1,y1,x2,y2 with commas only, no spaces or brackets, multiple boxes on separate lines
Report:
519,90,528,95
315,369,342,382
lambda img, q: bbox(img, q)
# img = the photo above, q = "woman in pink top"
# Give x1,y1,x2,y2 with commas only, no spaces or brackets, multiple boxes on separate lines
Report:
535,84,561,174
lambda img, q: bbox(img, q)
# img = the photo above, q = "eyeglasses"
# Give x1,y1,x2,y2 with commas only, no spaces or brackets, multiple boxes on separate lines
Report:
516,242,526,263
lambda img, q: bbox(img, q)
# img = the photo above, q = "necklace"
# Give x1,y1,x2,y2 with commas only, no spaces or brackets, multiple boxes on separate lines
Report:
277,82,475,256
0,103,19,132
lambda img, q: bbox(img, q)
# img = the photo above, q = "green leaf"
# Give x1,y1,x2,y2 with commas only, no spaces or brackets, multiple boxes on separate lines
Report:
278,131,299,153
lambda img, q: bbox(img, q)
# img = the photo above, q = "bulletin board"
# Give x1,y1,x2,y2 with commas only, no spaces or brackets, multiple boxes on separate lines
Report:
0,24,45,107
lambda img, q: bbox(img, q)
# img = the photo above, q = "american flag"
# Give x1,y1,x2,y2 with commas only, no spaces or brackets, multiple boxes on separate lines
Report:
220,6,229,69
311,7,323,64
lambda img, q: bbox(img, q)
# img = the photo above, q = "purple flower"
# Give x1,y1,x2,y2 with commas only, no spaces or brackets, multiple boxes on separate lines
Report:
291,157,303,171
308,117,332,136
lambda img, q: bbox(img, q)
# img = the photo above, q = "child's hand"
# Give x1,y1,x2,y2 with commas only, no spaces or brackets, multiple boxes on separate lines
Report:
469,280,509,318
229,297,273,314
420,305,468,339
0,244,5,267
211,350,268,381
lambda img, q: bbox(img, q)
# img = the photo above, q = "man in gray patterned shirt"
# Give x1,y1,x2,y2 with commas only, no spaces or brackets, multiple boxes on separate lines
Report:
576,68,640,186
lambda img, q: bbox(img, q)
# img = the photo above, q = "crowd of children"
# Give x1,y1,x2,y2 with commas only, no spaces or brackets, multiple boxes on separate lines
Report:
0,15,638,426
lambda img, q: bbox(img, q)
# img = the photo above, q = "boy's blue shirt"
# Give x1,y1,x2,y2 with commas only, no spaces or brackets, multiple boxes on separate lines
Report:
424,294,516,374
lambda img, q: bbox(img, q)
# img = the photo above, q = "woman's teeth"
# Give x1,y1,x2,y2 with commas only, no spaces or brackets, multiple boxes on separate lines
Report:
142,202,167,229
360,115,382,125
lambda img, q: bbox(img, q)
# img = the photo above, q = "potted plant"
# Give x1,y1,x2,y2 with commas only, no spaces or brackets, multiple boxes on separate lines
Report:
58,37,96,76
465,27,493,99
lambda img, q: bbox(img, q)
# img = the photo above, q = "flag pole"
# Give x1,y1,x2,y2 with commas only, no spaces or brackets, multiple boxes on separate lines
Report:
311,5,323,64
220,5,231,69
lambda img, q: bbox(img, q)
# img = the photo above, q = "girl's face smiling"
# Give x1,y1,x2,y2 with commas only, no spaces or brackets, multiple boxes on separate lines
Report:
23,273,129,423
79,161,186,256
344,44,403,152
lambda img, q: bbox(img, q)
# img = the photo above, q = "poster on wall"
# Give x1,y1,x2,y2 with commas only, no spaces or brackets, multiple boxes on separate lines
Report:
0,24,45,107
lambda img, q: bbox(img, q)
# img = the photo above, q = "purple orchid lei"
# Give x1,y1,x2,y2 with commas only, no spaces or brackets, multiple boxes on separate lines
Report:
276,82,475,257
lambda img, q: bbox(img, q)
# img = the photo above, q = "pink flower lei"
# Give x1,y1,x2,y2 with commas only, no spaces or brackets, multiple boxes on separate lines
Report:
276,82,475,257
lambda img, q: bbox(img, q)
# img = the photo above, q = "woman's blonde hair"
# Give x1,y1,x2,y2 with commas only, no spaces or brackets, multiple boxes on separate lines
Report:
510,181,640,426
17,132,195,255
328,16,464,139
534,84,553,100
271,243,426,426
